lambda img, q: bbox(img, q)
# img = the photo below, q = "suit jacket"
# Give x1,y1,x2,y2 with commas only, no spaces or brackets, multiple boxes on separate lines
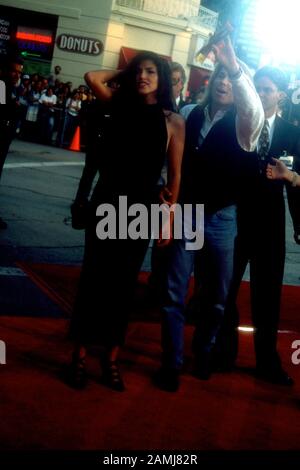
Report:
270,116,300,233
240,115,300,239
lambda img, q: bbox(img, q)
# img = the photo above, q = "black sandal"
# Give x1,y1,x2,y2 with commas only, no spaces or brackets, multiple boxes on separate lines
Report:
101,360,125,392
66,352,88,390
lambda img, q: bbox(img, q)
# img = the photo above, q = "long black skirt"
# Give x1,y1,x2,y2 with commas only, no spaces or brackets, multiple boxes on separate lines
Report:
69,203,151,347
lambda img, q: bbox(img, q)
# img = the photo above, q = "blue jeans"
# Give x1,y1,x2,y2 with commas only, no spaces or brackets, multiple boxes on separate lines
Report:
161,205,237,369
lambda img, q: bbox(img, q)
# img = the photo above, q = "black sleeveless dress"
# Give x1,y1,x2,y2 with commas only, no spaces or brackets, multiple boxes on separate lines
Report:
70,102,168,346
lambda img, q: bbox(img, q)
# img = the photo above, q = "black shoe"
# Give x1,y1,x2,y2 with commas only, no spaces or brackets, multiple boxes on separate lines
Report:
212,360,235,373
0,217,7,229
101,360,125,392
194,351,213,380
211,354,236,373
65,353,88,390
153,367,180,392
255,366,294,386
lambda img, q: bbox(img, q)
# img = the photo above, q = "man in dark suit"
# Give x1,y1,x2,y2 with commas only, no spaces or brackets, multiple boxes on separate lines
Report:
217,66,300,385
0,56,23,229
171,62,186,112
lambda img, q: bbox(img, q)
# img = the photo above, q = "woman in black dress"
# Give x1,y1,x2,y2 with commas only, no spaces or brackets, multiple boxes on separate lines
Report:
68,51,185,391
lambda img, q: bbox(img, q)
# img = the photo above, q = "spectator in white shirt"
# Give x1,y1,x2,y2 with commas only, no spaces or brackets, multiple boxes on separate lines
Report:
62,90,81,147
39,86,57,144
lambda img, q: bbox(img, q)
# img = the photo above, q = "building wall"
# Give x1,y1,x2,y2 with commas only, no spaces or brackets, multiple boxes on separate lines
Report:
103,1,217,93
0,0,113,85
0,0,215,90
123,25,174,56
102,15,194,90
103,4,211,92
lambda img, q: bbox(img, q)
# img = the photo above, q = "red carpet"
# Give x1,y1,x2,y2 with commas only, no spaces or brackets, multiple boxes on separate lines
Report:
0,316,300,452
16,262,300,332
0,262,299,454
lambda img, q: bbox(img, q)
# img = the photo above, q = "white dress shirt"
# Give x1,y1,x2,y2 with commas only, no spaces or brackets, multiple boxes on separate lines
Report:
180,67,264,152
266,112,276,146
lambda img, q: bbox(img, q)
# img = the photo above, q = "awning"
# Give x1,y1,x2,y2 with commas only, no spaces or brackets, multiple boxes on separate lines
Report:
118,46,171,69
187,65,211,94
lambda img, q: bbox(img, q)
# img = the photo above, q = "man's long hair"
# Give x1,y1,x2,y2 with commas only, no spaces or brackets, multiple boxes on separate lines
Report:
197,63,223,110
198,59,252,111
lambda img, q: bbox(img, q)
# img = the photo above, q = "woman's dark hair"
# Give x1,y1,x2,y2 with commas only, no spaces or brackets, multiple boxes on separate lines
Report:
115,51,175,111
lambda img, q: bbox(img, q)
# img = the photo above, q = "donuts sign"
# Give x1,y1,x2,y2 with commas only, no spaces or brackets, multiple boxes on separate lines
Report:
56,34,103,56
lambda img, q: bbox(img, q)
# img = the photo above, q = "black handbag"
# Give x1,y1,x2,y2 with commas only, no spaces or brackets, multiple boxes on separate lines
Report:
70,199,89,230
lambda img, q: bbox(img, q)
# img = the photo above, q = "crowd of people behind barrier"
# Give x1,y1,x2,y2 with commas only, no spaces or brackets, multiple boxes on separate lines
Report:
8,70,96,149
3,65,210,151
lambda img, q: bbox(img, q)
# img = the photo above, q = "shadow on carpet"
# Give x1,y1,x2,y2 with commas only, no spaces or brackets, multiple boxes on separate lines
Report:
17,262,300,332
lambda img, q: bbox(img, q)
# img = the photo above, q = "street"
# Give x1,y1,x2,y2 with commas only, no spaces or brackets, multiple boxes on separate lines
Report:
0,139,85,266
1,138,300,286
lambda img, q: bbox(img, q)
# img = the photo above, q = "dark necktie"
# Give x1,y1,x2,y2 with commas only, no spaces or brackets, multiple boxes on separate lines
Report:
258,120,270,171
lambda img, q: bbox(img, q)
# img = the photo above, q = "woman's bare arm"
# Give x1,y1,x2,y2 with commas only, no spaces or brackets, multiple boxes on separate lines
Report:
166,113,185,205
158,113,185,246
84,69,120,101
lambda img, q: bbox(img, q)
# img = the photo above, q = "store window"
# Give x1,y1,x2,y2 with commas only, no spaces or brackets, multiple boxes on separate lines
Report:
16,26,55,76
0,6,57,77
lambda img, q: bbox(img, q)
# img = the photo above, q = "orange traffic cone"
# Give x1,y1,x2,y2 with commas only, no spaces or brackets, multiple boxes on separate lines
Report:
69,126,81,151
